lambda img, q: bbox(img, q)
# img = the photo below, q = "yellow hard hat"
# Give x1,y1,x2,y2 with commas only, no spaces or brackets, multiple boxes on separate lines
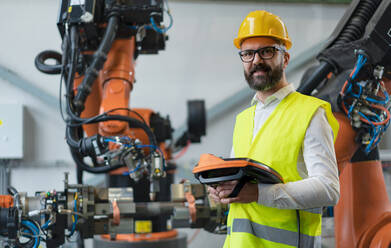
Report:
234,10,292,50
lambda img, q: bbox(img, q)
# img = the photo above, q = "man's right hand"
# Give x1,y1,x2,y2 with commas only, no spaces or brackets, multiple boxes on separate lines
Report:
207,181,239,203
207,180,258,204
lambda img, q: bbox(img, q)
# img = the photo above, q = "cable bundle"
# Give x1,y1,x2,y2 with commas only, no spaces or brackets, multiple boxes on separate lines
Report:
103,137,166,176
340,52,390,153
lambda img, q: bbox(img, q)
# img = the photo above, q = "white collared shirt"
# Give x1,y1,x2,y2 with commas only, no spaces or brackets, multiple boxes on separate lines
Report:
231,84,340,209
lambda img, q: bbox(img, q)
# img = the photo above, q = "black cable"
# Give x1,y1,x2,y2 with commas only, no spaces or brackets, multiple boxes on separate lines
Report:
92,115,157,146
7,186,18,196
64,108,147,127
296,210,300,248
66,125,82,150
61,25,80,128
73,14,119,114
66,25,79,95
121,108,148,125
66,114,157,150
77,167,83,184
59,31,70,123
64,25,81,122
34,50,62,75
59,70,67,123
297,62,334,95
334,0,380,46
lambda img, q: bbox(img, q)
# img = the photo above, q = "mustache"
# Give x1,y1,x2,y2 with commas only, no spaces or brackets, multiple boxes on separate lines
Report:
250,64,271,75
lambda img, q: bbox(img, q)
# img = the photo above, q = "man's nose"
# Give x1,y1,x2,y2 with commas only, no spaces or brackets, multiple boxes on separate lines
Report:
253,52,264,65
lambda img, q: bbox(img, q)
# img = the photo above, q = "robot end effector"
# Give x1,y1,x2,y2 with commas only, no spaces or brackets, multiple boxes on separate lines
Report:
298,0,391,96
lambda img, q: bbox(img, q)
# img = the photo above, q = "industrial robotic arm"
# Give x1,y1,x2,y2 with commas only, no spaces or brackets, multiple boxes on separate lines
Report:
36,0,172,184
298,0,391,247
35,0,206,182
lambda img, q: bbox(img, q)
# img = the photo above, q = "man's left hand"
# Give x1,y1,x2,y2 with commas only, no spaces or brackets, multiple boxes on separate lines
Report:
213,180,258,204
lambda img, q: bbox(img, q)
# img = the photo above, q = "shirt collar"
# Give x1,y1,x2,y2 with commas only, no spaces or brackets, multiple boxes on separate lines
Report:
251,83,295,106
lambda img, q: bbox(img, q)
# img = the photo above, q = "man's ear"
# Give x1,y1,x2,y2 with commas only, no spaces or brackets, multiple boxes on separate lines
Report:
283,52,290,69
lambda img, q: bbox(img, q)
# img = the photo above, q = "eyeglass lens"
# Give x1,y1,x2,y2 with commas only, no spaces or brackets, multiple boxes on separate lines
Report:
240,47,277,62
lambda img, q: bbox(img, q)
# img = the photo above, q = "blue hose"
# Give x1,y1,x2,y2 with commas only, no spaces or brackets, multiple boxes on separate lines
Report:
150,10,173,34
21,220,40,248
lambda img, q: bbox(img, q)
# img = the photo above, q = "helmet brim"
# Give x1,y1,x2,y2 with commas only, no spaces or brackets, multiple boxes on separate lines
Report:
234,34,292,50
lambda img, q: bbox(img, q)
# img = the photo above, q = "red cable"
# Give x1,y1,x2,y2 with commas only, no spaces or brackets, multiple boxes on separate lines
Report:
173,140,191,160
359,104,390,126
187,229,201,245
340,68,356,97
341,100,349,115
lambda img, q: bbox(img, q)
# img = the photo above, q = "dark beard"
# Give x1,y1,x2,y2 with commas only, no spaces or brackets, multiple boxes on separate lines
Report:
244,62,284,91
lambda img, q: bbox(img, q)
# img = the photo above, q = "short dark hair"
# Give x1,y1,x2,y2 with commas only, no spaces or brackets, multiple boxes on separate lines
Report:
240,36,286,52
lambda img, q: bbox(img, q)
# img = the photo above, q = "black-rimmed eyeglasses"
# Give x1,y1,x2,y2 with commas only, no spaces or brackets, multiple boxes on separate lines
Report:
238,46,283,63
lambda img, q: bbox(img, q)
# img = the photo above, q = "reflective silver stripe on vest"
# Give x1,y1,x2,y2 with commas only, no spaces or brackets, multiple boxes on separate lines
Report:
232,218,321,247
227,226,231,235
301,207,322,214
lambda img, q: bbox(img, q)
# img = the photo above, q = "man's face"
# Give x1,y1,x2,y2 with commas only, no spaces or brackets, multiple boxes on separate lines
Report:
241,37,289,91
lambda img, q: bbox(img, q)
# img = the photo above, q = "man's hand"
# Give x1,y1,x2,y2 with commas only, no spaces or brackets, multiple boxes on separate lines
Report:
207,180,258,204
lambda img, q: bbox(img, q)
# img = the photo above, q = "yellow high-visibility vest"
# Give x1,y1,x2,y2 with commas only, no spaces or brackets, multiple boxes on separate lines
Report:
225,92,339,248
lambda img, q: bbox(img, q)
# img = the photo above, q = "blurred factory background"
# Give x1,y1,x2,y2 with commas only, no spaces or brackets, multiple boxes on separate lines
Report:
1,0,390,247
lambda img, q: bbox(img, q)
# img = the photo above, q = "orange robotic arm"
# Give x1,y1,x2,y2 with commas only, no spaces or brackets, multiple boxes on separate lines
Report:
33,1,196,245
332,78,391,248
297,0,391,246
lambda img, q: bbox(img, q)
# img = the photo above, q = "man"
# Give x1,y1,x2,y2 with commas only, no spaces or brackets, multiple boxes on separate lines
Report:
207,10,340,247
